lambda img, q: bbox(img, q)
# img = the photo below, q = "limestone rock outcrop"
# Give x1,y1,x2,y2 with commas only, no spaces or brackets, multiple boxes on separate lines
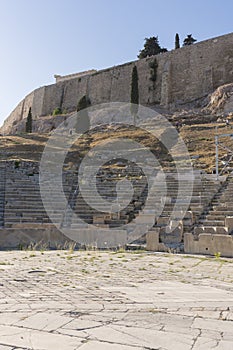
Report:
203,83,233,115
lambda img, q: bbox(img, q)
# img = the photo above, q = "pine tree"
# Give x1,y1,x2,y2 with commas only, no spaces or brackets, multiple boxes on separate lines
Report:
25,107,32,133
175,33,180,49
130,66,139,124
138,36,167,59
183,34,197,46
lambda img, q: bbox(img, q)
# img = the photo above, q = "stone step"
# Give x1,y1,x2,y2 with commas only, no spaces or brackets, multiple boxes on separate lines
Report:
194,226,229,235
199,220,225,226
206,214,226,221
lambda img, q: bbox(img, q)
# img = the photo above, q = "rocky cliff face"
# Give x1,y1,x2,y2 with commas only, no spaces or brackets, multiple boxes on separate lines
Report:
203,83,233,116
1,114,68,135
1,32,233,135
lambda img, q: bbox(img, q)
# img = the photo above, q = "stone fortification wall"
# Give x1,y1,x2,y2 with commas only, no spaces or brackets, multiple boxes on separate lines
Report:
54,69,97,83
2,32,233,134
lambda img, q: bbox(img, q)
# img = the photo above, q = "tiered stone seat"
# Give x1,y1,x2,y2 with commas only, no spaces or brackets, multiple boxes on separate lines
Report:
4,163,53,228
70,164,149,230
146,172,221,248
0,160,226,250
184,175,233,257
24,164,222,248
193,175,233,236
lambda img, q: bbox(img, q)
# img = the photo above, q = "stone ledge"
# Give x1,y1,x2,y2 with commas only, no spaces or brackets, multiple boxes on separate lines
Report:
184,232,233,257
0,227,72,249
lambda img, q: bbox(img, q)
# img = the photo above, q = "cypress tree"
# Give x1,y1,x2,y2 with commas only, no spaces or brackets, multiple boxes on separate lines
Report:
25,107,32,133
130,66,139,125
175,33,180,49
75,96,91,134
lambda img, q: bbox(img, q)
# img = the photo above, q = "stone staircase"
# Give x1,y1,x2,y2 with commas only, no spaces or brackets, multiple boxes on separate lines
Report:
58,165,222,248
183,174,233,257
4,174,50,228
66,163,149,230
193,175,233,236
0,160,231,253
146,172,221,247
0,161,76,230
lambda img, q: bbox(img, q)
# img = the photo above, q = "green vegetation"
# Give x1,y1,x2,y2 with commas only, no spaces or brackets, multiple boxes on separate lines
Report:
52,107,62,116
138,36,167,59
183,34,197,46
149,58,158,82
214,251,221,259
25,107,32,133
14,160,20,169
77,95,91,112
175,33,180,49
75,95,91,134
130,66,139,123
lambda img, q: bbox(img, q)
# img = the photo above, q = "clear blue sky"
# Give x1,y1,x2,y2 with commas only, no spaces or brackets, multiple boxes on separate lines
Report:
0,0,232,126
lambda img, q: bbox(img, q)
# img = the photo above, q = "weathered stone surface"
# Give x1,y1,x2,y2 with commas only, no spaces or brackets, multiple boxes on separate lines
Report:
192,318,233,333
0,227,72,249
160,220,183,244
225,216,233,231
194,226,229,235
65,228,127,248
0,250,232,349
15,312,71,331
79,342,144,350
157,216,170,226
146,229,159,251
204,83,233,115
184,232,233,257
2,32,233,134
0,325,82,349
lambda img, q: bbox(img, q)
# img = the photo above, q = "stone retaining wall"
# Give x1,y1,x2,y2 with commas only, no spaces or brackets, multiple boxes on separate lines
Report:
2,32,233,134
184,232,233,257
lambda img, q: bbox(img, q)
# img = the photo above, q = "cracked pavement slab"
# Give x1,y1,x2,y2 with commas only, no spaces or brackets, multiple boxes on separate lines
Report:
0,250,232,349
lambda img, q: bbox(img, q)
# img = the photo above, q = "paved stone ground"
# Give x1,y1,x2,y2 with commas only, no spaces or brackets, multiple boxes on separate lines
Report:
0,250,232,349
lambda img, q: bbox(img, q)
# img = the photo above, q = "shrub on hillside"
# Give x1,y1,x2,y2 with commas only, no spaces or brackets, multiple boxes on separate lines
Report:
52,107,62,116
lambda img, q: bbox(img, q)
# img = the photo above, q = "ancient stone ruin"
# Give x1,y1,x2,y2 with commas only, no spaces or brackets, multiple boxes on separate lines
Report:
2,32,233,135
0,32,233,256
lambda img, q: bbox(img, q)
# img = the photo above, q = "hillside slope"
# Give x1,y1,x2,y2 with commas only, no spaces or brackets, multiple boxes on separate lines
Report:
1,120,233,174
